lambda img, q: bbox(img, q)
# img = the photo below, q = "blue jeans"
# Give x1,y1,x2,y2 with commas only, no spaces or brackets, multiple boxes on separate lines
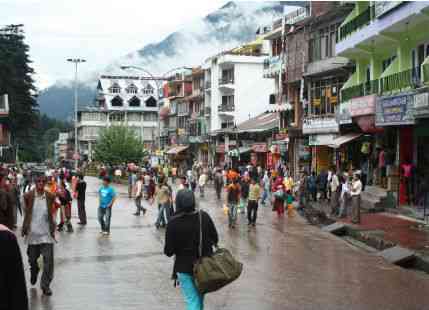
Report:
177,273,204,310
228,203,238,226
155,202,170,227
98,207,112,233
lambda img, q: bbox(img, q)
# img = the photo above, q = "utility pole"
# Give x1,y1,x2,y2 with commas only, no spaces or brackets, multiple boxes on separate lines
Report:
67,58,86,170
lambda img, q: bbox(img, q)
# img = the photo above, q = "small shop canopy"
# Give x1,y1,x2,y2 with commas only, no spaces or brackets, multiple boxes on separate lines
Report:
328,133,362,149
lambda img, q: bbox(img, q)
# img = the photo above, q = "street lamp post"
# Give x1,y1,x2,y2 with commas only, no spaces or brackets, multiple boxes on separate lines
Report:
67,58,86,170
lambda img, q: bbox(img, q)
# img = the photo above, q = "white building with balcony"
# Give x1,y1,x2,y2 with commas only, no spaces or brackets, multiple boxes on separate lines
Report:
203,40,275,132
77,75,159,161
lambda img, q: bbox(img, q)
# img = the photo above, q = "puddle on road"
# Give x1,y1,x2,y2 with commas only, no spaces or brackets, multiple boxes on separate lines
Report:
55,251,162,265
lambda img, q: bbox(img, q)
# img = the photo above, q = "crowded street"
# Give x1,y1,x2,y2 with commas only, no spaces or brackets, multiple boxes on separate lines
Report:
20,177,429,310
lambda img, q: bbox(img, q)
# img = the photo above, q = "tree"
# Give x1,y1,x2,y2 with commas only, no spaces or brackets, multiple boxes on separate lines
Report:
93,125,147,165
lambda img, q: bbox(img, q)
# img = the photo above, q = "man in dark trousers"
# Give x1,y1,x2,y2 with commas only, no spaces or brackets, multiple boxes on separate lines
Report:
0,224,29,310
76,174,87,225
0,173,14,230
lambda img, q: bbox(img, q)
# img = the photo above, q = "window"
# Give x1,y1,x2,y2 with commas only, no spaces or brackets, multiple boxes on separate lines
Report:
82,126,99,138
109,112,125,122
309,77,345,116
142,84,154,95
309,24,339,62
145,96,157,108
366,65,371,82
221,95,234,107
143,112,158,122
111,96,123,107
143,127,155,141
220,69,234,84
128,113,141,122
221,120,234,129
128,96,141,107
126,84,138,94
109,83,121,94
382,54,397,72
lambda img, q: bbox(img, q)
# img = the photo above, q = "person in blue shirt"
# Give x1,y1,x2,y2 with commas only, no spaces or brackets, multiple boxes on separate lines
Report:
98,176,117,236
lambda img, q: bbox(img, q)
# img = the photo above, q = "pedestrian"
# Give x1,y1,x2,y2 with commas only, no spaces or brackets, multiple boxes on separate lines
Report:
179,175,189,190
76,174,87,225
350,173,362,224
143,172,151,200
57,180,73,233
171,166,177,185
22,176,56,296
247,178,261,227
339,175,350,218
317,170,328,201
298,171,308,209
155,177,172,229
0,173,14,230
164,189,218,310
261,170,271,206
98,176,117,236
330,170,340,216
133,174,147,216
0,224,29,309
214,169,223,200
128,169,137,199
308,171,317,202
239,176,250,214
225,177,241,229
198,171,207,198
272,177,285,218
361,159,369,192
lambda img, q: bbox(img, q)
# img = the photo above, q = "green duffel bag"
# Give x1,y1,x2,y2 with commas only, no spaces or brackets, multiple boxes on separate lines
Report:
193,211,243,294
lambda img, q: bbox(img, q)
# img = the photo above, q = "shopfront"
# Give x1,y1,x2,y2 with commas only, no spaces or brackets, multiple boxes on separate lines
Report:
251,143,268,168
376,92,416,204
303,117,339,173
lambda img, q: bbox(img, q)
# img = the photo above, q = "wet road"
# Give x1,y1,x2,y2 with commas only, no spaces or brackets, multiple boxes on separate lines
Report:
19,177,429,310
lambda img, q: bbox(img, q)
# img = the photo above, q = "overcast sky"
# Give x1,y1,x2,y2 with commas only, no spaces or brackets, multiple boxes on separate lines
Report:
1,0,228,89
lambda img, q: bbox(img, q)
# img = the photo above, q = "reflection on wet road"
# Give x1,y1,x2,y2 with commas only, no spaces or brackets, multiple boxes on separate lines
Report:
18,177,429,310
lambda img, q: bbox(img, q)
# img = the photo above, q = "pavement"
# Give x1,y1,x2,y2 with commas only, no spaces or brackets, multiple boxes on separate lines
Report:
17,177,429,310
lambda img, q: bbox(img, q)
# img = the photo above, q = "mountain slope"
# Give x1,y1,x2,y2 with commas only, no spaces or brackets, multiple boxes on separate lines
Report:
38,1,287,120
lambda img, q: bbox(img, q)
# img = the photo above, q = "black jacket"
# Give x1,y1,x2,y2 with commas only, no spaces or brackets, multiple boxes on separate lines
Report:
0,229,28,310
164,210,218,276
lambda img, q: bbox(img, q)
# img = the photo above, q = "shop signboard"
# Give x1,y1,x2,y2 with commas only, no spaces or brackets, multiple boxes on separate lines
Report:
374,1,403,18
355,115,383,133
252,143,268,153
336,101,352,124
303,117,339,134
413,92,429,118
309,134,337,146
275,133,288,141
349,95,376,117
375,93,415,126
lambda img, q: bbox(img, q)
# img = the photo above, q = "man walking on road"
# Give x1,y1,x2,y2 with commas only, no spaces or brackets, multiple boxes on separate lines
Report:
133,174,146,216
350,173,362,224
247,178,261,227
22,176,56,296
98,176,117,235
76,174,87,225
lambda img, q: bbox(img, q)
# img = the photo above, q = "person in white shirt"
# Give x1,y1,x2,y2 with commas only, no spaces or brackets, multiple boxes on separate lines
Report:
198,173,207,198
330,171,340,216
133,174,146,216
350,173,362,224
339,176,350,218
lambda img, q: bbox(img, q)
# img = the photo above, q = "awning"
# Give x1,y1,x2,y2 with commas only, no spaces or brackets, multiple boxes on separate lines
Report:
166,145,189,155
328,133,362,149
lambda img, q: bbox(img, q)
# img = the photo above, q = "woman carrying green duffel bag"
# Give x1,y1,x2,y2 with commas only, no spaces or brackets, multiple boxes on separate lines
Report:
164,189,219,310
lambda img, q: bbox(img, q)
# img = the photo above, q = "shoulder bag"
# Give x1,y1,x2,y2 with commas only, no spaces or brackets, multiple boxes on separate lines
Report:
193,210,243,294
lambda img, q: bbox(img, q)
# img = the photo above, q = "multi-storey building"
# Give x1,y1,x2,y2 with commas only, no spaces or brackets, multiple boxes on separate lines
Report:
54,132,73,162
336,1,429,206
205,38,275,166
77,75,159,161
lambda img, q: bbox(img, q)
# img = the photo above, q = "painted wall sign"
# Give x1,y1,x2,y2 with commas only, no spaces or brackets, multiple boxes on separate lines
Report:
375,93,415,126
349,95,376,117
413,92,429,118
336,101,352,124
374,1,403,18
308,134,337,146
303,117,339,134
252,143,268,153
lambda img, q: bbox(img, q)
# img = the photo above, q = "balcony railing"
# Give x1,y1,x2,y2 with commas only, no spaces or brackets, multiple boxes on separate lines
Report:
218,103,235,113
219,77,234,85
339,6,374,41
341,67,421,102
